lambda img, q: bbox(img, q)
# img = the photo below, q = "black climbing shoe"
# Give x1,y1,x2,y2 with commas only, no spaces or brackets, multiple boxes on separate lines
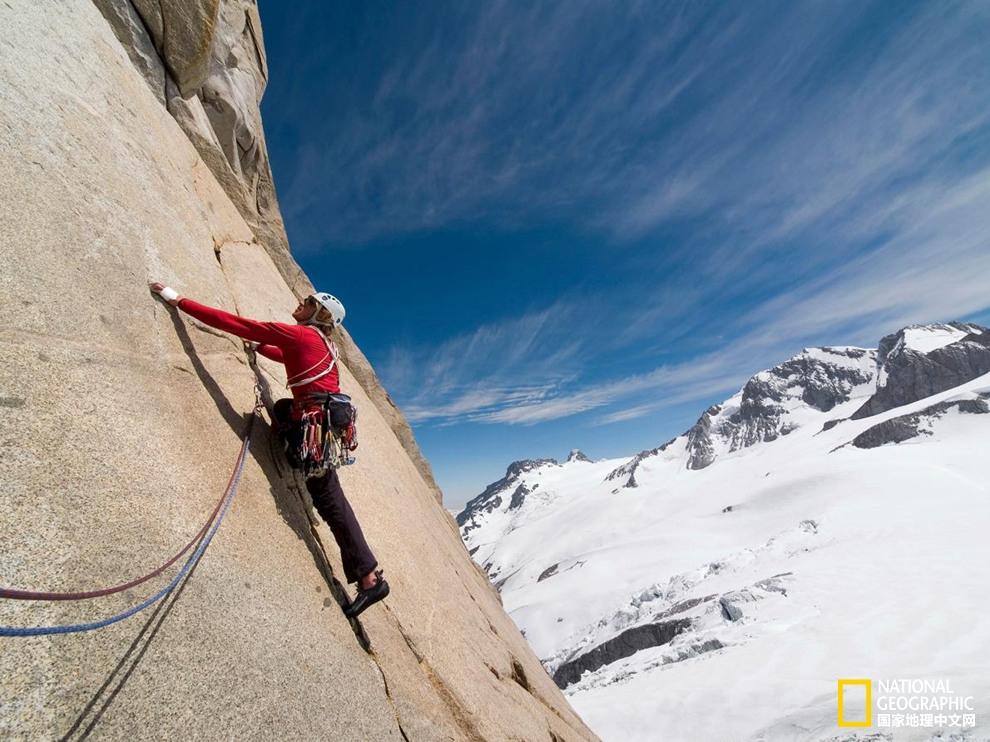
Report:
344,570,389,619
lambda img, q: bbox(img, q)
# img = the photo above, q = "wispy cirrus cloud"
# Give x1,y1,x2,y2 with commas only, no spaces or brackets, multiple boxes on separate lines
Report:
268,1,762,246
386,162,990,429
266,1,990,433
382,299,587,424
273,2,990,252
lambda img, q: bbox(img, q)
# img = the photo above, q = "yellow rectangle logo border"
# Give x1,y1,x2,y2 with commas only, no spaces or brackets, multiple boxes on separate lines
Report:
837,678,872,727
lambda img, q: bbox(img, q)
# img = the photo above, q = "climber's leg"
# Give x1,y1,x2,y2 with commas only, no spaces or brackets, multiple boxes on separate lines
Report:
306,470,378,584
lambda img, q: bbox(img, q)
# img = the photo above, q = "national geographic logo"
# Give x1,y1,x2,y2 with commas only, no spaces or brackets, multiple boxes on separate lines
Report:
837,679,871,727
837,678,977,730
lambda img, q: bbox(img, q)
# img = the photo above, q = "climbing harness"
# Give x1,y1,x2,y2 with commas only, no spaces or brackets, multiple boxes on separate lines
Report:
286,327,338,390
294,392,358,478
0,389,263,636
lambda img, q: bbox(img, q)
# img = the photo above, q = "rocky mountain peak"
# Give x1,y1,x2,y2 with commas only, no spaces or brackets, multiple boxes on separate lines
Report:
507,457,559,477
604,440,675,488
456,319,990,741
853,321,989,420
599,325,990,484
878,322,986,366
683,346,877,470
600,346,881,483
567,449,591,463
457,458,558,531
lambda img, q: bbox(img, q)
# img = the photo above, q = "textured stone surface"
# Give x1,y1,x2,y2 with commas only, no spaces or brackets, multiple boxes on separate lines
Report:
508,483,531,511
718,596,744,622
87,0,300,299
0,3,596,740
131,0,221,95
159,0,295,291
684,405,722,470
91,0,167,104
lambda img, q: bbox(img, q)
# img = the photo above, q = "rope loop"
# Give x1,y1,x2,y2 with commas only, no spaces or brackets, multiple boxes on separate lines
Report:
0,413,257,637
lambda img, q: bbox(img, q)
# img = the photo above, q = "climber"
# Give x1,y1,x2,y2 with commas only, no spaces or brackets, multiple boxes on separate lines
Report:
148,281,389,619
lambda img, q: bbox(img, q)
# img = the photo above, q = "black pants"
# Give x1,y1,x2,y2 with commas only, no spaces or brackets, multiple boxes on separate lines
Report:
274,399,378,584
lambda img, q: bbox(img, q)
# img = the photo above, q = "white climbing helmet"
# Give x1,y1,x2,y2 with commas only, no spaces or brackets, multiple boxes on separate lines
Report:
309,292,345,327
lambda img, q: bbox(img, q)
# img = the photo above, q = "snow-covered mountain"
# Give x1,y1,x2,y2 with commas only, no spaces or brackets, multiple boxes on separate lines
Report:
458,321,990,742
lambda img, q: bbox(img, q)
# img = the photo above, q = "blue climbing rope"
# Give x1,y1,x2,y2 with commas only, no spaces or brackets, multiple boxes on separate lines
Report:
0,416,255,638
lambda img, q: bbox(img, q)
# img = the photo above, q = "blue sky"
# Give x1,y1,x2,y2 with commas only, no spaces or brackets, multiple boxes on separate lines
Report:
258,1,990,509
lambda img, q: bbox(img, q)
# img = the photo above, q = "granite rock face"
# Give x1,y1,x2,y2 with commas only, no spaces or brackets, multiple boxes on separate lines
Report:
0,2,595,740
91,0,168,104
90,0,443,502
94,0,275,266
851,324,990,420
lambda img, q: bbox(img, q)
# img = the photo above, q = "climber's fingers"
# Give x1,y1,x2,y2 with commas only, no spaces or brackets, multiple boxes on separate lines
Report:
149,281,181,306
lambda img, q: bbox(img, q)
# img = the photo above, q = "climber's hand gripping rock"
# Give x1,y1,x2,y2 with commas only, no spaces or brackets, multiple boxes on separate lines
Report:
149,281,181,307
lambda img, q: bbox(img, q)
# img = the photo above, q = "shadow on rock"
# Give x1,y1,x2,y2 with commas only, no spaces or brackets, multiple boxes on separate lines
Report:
168,308,242,434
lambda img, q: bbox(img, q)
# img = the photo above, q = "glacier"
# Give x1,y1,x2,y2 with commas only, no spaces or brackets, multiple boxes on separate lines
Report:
458,322,990,741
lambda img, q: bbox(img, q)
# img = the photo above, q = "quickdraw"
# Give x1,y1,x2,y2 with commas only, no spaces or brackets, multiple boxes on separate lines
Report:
295,394,358,478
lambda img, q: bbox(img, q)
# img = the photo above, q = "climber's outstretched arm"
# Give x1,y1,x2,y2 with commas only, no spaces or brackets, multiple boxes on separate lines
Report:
149,282,301,348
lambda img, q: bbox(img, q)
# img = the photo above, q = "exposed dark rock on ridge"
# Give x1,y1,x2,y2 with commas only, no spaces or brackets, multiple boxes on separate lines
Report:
552,618,693,688
852,393,990,449
585,324,986,488
604,440,675,488
457,459,557,533
851,324,989,420
602,348,877,482
509,483,531,510
685,404,722,471
719,596,744,622
685,347,876,470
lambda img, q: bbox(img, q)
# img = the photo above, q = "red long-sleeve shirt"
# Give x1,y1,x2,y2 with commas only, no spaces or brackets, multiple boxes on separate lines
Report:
178,299,340,410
